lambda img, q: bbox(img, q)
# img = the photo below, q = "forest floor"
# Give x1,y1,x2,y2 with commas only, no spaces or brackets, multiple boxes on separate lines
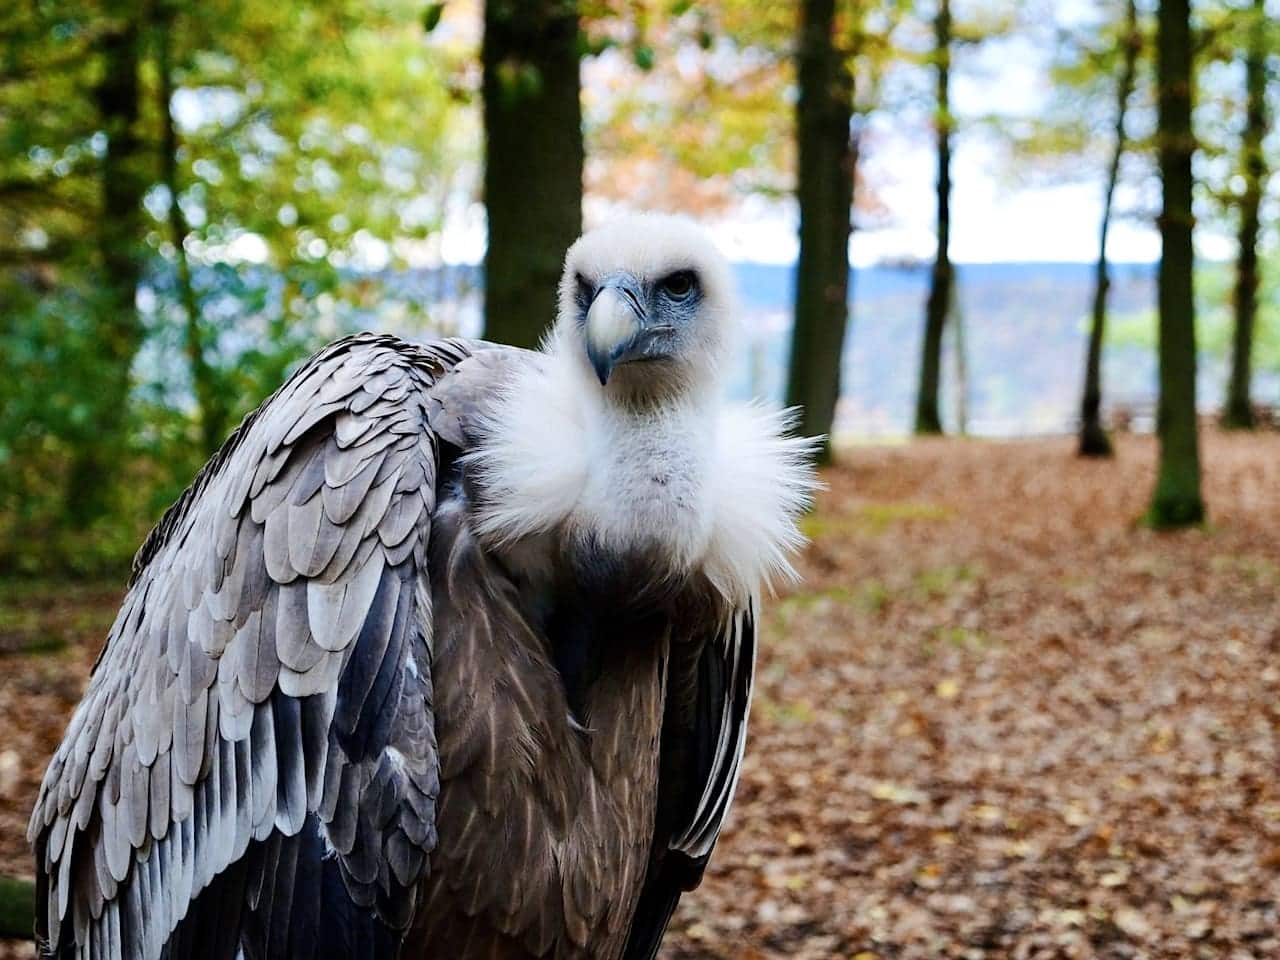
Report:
2,430,1279,959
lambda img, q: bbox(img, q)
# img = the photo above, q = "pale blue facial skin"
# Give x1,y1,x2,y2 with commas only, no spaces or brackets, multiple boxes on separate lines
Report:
576,269,704,385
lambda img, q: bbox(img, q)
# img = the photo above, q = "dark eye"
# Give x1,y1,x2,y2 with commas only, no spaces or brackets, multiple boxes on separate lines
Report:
659,270,697,299
575,273,593,304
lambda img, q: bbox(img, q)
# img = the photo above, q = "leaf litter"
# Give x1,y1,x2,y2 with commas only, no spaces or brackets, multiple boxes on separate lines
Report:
1,430,1279,958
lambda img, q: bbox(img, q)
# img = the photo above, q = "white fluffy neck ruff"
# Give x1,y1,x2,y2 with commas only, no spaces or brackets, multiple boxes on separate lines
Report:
467,339,815,604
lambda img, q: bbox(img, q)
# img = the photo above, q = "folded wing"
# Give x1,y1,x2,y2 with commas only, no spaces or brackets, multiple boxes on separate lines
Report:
29,334,472,960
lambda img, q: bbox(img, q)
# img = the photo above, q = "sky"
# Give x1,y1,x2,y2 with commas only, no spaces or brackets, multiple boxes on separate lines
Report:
209,1,1248,271
432,9,1240,270
707,16,1240,268
707,151,1174,267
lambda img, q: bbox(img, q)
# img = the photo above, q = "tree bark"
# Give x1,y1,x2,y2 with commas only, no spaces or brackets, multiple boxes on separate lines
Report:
0,875,35,940
1148,0,1204,528
65,9,147,525
1080,0,1140,458
481,0,583,349
1222,0,1266,430
784,0,854,465
915,0,952,436
157,4,230,455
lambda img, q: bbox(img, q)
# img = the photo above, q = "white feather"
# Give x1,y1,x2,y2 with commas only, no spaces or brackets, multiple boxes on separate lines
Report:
469,363,815,601
467,213,816,601
703,405,819,602
464,350,591,544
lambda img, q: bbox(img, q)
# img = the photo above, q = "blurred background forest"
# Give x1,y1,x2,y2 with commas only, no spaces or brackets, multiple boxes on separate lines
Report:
1,0,1276,575
2,0,1280,956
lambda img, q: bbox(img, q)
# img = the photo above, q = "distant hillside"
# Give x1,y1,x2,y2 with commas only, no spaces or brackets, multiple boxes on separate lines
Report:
727,260,1165,437
388,259,1250,438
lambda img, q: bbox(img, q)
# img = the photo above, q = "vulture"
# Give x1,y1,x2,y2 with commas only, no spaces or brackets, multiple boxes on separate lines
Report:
29,214,814,960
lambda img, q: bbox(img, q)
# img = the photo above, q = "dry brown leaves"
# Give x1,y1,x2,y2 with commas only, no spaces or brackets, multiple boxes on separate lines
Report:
3,430,1280,959
665,430,1280,960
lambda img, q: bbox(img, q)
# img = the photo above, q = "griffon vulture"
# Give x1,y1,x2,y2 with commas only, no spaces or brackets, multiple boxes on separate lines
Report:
29,214,814,960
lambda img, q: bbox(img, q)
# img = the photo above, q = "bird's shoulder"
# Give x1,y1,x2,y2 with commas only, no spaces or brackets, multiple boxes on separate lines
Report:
423,340,542,451
128,332,477,587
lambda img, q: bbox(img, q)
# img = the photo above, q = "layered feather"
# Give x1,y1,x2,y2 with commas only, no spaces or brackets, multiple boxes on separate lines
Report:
29,334,465,959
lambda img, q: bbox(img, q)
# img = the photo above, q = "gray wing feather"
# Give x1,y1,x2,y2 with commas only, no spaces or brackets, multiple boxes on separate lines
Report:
671,602,756,858
30,333,473,958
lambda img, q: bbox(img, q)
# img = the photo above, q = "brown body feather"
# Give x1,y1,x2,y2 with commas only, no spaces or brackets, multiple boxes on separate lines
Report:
414,496,670,958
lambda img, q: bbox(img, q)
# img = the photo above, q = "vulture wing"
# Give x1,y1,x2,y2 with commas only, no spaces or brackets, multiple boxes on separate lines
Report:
28,333,471,960
623,601,756,960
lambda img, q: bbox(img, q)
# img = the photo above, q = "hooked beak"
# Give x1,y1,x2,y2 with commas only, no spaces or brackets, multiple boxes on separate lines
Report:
585,276,647,386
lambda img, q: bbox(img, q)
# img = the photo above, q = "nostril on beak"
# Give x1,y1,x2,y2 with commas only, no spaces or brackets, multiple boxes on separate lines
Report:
616,285,643,318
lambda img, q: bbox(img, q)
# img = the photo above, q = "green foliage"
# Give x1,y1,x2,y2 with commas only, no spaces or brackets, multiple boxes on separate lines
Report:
582,0,797,209
1,0,1272,572
0,0,468,576
1009,0,1156,185
0,874,35,940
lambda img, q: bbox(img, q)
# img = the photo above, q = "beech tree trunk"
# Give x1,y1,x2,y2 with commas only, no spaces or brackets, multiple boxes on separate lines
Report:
481,0,583,349
1080,0,1140,458
1148,0,1204,528
915,0,952,436
1222,0,1266,430
785,0,854,464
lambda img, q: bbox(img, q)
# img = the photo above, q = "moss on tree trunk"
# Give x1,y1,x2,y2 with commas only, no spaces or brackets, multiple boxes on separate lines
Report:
784,0,854,465
66,9,147,526
481,0,583,349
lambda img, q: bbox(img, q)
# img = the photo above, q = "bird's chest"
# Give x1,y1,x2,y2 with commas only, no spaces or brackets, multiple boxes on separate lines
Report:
569,419,715,576
417,556,672,959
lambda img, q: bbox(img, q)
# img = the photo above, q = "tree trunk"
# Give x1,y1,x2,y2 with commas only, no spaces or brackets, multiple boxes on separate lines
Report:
784,0,854,465
481,0,583,348
157,4,230,455
1148,0,1204,528
915,0,952,436
1080,0,1140,458
65,10,147,525
1222,0,1266,430
0,875,35,940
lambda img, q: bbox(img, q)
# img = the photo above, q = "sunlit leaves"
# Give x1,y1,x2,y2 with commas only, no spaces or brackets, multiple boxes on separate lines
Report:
0,0,470,572
582,0,796,212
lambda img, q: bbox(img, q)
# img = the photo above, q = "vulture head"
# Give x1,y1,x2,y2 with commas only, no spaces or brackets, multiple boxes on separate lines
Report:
471,211,812,597
555,214,734,402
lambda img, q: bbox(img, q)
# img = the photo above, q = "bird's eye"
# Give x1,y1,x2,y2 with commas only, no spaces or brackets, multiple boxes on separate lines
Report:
575,273,594,305
659,270,697,300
